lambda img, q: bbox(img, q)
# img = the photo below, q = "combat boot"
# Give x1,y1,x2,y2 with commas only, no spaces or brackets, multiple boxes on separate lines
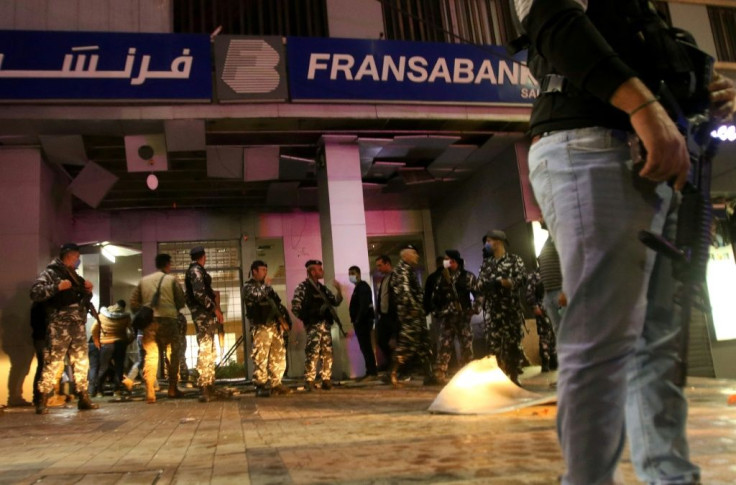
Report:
304,381,316,392
389,361,400,388
35,393,49,415
212,386,233,400
255,385,271,398
168,382,183,399
321,380,333,390
271,384,292,395
198,386,212,403
77,391,99,411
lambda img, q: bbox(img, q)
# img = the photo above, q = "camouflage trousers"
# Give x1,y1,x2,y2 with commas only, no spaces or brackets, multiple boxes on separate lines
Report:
535,313,557,371
250,322,286,387
435,313,474,375
484,305,525,377
143,318,181,398
394,313,433,367
177,314,189,381
38,309,89,394
193,311,218,387
304,321,333,382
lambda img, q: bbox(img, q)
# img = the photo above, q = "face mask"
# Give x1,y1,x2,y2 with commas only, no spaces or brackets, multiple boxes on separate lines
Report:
442,260,451,269
349,275,357,284
74,259,81,270
484,242,492,252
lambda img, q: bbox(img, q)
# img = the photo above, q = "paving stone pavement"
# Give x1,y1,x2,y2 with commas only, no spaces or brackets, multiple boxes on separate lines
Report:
0,375,734,485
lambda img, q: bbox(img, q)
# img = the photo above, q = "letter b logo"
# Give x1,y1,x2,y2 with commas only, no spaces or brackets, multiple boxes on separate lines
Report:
222,39,280,94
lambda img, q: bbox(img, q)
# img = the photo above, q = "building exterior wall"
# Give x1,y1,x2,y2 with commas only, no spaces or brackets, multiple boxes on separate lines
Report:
0,0,172,33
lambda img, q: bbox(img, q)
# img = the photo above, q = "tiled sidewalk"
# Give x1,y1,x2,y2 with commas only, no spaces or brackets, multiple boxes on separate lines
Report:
1,375,735,485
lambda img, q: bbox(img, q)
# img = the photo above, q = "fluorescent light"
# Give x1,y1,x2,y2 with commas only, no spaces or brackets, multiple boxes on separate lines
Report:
101,246,116,263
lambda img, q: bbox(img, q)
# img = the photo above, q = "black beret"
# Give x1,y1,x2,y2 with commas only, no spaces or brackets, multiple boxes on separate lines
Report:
400,243,418,251
59,243,80,255
305,259,323,268
190,246,205,257
483,230,507,243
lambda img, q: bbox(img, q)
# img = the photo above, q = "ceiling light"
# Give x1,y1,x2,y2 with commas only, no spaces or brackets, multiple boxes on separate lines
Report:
101,244,142,257
101,246,116,263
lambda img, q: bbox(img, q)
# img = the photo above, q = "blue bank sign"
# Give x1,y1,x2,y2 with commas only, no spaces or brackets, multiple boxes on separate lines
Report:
0,30,211,101
287,37,537,105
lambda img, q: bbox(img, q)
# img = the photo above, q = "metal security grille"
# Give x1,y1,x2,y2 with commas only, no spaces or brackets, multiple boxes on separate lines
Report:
381,0,515,45
173,0,329,37
709,6,736,62
158,240,245,368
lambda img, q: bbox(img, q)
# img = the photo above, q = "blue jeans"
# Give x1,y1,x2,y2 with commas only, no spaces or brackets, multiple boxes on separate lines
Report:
529,127,699,485
542,289,564,335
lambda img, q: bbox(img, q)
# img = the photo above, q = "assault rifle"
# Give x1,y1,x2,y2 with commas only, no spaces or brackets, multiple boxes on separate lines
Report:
266,288,292,333
441,268,464,315
62,264,103,348
638,82,719,387
309,279,347,337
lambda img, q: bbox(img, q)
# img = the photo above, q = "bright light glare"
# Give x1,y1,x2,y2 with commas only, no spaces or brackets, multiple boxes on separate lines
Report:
532,220,549,257
707,245,736,340
101,246,116,263
711,125,736,142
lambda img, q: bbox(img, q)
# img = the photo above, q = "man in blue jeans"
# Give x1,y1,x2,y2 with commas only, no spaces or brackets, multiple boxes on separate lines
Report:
515,0,735,483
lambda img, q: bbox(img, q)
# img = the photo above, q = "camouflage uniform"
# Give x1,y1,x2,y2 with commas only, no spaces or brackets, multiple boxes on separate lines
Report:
243,278,287,388
177,313,190,382
30,259,91,394
390,259,433,370
431,268,478,376
185,262,219,388
291,279,342,383
525,269,558,372
477,252,527,380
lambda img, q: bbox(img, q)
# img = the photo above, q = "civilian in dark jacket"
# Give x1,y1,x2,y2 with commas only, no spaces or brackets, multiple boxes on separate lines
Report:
348,266,377,379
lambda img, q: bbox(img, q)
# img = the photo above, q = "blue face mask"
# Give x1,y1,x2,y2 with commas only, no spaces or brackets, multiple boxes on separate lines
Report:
74,259,81,270
349,275,358,284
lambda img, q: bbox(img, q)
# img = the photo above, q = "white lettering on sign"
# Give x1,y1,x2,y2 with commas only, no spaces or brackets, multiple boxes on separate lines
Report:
305,53,537,87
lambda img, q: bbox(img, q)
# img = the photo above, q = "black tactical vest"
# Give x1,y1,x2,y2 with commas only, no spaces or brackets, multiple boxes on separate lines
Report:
527,0,711,135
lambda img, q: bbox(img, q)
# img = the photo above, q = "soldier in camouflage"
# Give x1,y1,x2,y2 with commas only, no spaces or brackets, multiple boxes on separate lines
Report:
30,243,99,414
525,269,558,372
185,246,228,402
431,249,479,383
477,230,528,385
389,244,437,387
291,259,343,391
243,260,292,397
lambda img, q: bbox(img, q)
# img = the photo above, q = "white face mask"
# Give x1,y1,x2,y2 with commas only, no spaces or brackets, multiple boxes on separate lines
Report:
349,275,358,284
443,260,451,269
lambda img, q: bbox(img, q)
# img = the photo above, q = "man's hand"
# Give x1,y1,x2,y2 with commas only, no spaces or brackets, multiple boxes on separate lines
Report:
533,305,543,317
93,335,101,350
332,280,343,295
84,280,93,291
611,78,690,191
559,291,568,308
709,71,736,121
215,308,224,324
58,280,72,291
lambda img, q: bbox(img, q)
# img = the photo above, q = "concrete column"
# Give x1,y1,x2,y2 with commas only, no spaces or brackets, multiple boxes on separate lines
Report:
0,149,71,406
317,135,371,379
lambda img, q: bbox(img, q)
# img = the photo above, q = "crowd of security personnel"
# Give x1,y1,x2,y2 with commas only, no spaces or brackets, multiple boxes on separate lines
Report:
27,232,562,412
